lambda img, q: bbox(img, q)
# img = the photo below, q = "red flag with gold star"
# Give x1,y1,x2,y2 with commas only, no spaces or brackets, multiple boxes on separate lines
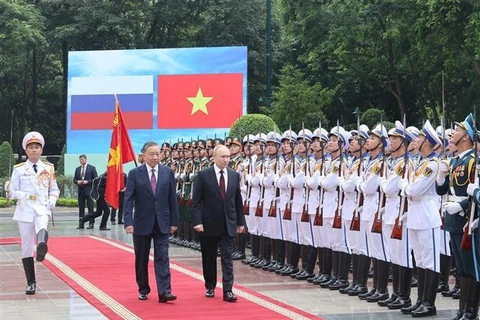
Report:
105,99,136,209
157,73,243,129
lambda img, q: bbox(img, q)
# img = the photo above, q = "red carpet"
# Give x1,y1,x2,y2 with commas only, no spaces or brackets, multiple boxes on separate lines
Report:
43,236,320,320
0,237,20,245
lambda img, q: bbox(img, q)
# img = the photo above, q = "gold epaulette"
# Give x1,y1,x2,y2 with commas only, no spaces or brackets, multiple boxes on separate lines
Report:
14,162,25,168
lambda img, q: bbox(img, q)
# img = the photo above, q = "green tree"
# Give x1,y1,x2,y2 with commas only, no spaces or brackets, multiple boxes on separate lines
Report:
229,114,278,139
0,141,15,178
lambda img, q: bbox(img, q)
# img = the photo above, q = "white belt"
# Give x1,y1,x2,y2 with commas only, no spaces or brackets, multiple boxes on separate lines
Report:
408,195,438,201
448,195,468,202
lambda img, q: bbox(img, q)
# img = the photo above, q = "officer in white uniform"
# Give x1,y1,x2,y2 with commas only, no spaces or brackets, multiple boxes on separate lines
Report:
9,131,60,294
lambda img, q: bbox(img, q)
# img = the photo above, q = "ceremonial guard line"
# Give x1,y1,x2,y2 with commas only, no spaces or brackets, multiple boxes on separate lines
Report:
163,113,479,319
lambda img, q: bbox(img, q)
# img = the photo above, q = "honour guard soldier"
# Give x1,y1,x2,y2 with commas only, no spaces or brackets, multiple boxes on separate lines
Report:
339,125,369,293
241,134,257,264
229,137,247,260
9,131,60,294
438,114,479,319
320,127,351,288
276,130,299,276
357,124,388,300
307,127,331,284
262,131,284,271
399,120,442,317
378,122,414,309
291,128,316,280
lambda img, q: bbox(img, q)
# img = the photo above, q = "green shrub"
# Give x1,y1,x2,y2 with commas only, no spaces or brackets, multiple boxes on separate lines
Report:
56,198,78,207
229,114,279,138
0,141,15,178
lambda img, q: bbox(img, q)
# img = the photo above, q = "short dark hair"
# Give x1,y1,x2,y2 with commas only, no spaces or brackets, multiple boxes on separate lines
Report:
141,142,158,153
79,154,86,159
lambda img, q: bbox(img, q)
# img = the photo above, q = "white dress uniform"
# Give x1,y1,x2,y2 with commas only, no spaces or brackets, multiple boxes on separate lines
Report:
247,155,264,236
381,155,413,268
291,154,313,246
10,160,60,257
263,155,282,240
402,152,442,272
277,155,295,242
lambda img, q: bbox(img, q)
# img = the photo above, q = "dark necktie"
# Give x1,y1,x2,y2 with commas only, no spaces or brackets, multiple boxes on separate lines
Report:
81,166,85,179
33,164,37,173
219,170,226,200
151,169,157,194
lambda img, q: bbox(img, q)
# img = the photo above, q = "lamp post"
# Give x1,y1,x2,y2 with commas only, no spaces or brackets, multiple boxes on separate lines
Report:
266,0,272,106
353,107,361,128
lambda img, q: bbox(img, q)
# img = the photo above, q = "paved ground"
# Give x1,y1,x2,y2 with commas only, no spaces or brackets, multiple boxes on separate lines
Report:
0,207,460,319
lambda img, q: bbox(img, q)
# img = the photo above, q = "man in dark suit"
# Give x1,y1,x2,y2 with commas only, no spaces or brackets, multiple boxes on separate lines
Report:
191,145,246,302
73,154,98,229
124,141,179,303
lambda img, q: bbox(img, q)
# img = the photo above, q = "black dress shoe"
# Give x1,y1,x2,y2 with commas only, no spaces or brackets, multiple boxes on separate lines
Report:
159,293,177,303
99,227,111,230
411,304,436,317
111,220,116,225
377,293,398,306
118,221,124,225
388,296,411,309
452,289,460,299
366,291,389,302
442,286,459,297
205,289,215,298
25,282,36,295
138,293,148,300
233,253,246,260
401,300,421,314
223,291,237,302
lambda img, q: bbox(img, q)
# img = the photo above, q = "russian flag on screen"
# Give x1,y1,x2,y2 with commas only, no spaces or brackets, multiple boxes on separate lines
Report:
70,76,154,130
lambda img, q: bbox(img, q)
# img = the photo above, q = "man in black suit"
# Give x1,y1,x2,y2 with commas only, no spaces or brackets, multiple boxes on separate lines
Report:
191,145,246,302
124,141,179,303
73,154,98,229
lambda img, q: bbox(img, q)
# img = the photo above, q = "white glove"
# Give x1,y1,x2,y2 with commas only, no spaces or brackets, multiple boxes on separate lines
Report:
471,218,479,231
47,196,57,210
436,161,449,185
14,191,28,200
397,178,408,192
399,213,408,222
444,202,463,215
467,183,478,197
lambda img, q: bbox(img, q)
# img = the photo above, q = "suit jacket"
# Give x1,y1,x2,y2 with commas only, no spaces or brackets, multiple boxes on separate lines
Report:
73,164,98,194
191,166,245,237
123,164,179,236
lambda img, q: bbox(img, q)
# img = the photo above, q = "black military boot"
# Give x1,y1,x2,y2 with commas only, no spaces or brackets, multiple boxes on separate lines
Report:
437,254,452,292
349,254,370,296
388,266,413,310
402,267,425,314
379,263,400,306
359,258,377,300
340,253,358,294
36,229,49,262
367,260,389,302
22,257,36,294
411,269,439,317
329,252,350,290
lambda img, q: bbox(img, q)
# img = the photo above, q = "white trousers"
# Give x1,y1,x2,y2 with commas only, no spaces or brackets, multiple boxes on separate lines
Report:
18,215,48,258
409,227,441,273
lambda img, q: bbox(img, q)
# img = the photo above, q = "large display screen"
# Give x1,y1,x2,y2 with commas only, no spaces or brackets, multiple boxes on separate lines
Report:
65,46,247,175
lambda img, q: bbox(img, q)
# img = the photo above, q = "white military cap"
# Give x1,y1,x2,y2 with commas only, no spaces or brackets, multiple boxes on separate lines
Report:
419,120,441,146
22,131,45,150
297,129,313,142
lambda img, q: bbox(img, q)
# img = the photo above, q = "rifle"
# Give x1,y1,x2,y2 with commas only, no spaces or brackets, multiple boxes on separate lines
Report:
462,107,477,250
283,126,294,220
255,151,265,217
187,159,196,208
391,114,408,240
243,135,251,215
268,154,279,217
333,120,344,229
439,70,447,230
314,121,325,226
372,122,386,234
350,115,363,231
301,124,311,223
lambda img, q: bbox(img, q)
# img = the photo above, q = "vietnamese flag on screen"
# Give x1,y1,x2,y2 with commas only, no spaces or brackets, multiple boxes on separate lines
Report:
157,73,243,129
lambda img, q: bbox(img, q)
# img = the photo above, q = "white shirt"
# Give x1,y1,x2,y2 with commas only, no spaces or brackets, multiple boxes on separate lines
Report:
214,164,228,192
147,164,159,181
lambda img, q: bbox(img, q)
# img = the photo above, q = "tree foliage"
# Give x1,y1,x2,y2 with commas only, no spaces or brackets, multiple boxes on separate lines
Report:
229,114,278,139
0,141,15,178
